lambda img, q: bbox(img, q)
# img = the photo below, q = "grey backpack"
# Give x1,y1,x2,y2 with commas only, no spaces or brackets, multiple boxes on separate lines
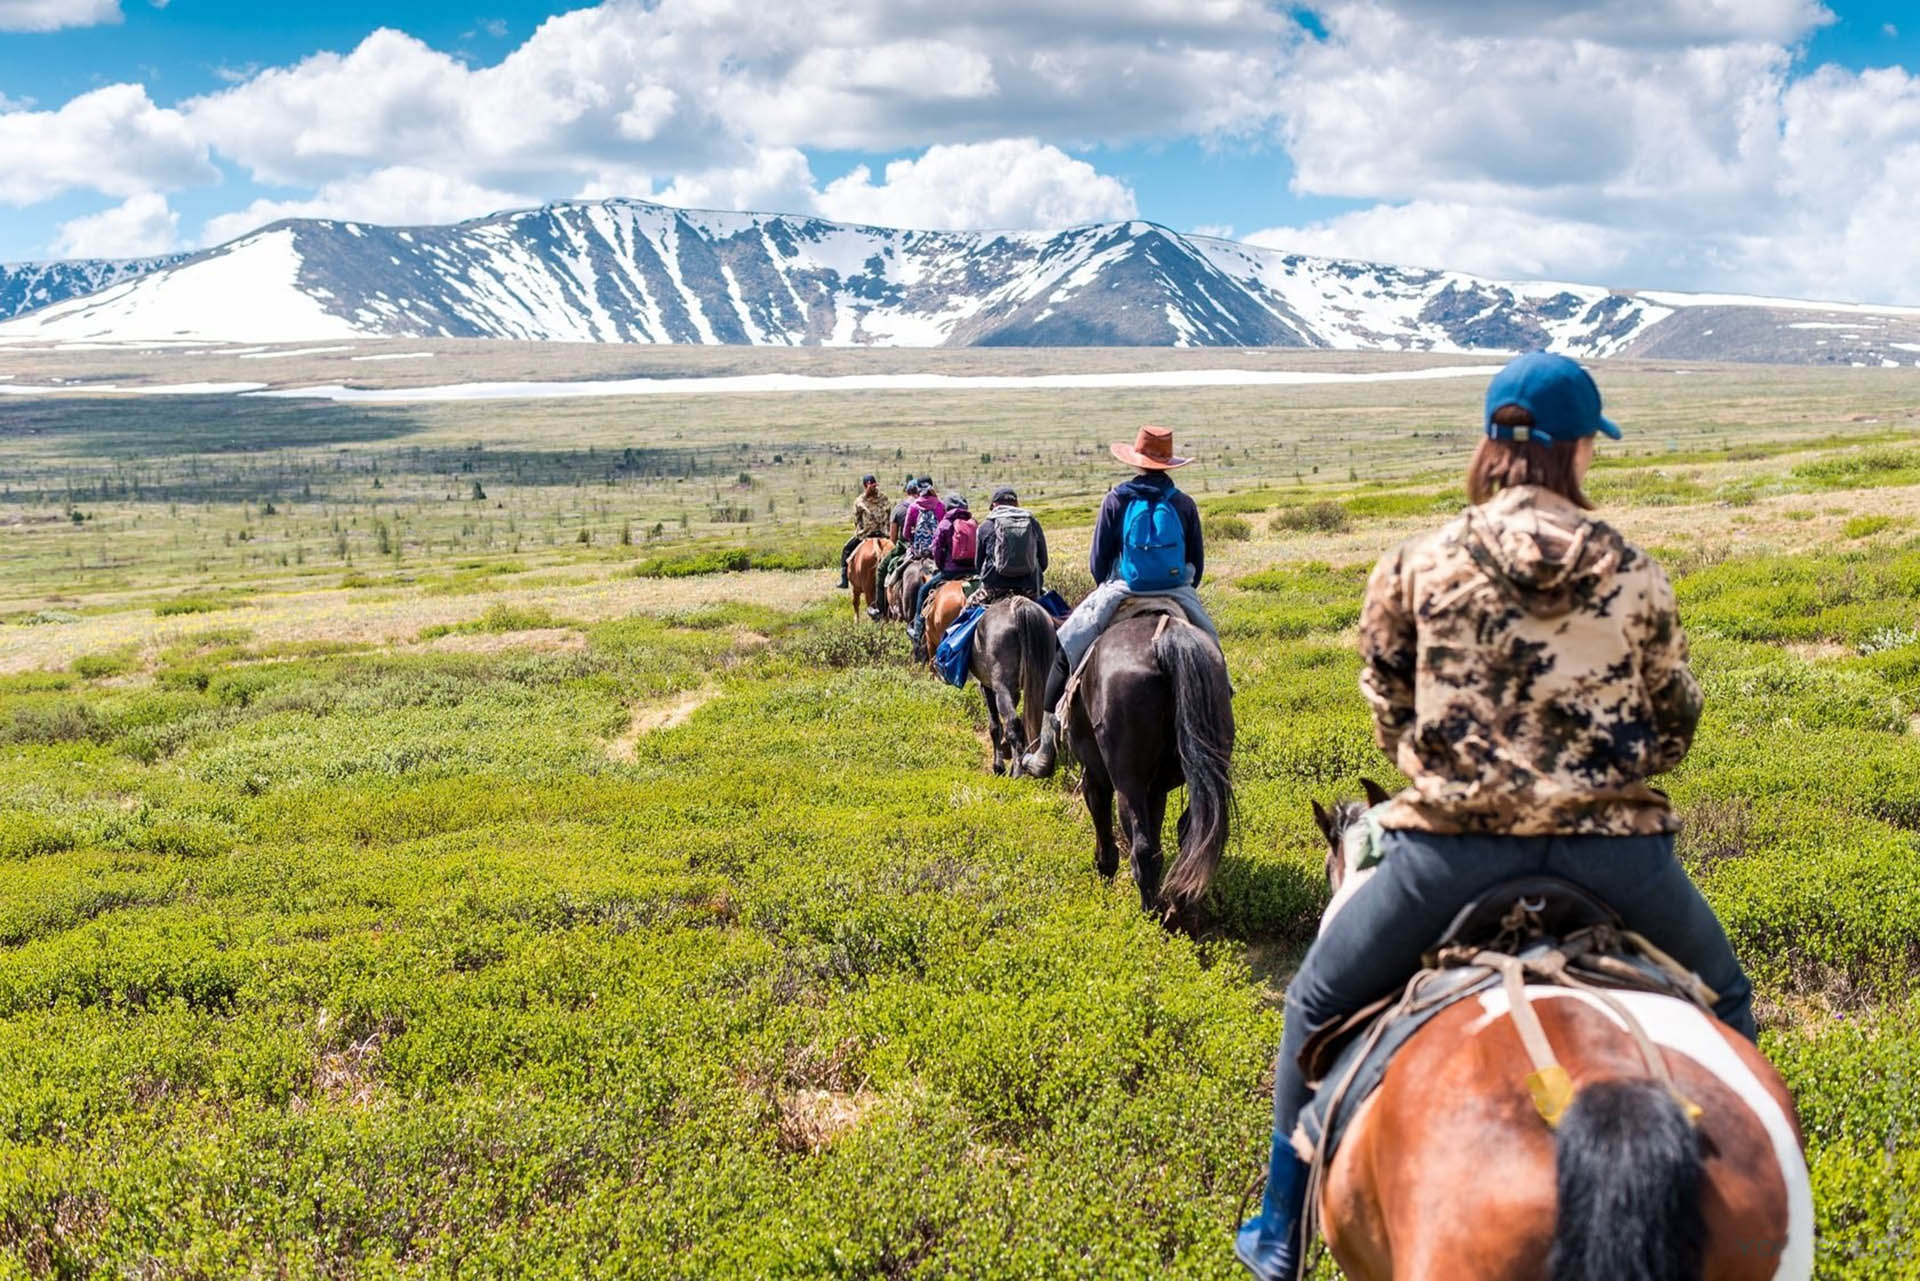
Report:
986,508,1039,578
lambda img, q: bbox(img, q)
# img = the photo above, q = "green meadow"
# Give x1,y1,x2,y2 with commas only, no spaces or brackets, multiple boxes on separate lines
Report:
3,355,1920,1277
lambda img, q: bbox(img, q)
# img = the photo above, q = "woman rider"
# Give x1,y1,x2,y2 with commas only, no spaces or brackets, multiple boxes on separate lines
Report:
1236,352,1756,1280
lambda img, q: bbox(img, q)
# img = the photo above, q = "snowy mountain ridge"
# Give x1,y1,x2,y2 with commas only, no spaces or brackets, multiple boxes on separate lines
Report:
5,199,1919,364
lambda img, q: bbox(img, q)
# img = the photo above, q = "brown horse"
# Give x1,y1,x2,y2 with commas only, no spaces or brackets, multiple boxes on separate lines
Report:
847,537,892,620
889,558,930,630
968,595,1056,775
1067,612,1233,917
1302,798,1814,1281
920,580,968,665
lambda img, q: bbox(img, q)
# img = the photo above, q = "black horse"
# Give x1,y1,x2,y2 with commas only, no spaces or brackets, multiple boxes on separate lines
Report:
969,595,1057,776
1068,613,1234,918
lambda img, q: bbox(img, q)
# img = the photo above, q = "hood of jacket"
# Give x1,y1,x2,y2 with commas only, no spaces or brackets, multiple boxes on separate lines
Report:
1112,472,1176,504
1462,485,1624,619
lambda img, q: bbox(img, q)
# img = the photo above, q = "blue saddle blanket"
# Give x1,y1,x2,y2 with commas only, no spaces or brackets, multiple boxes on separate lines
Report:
935,603,985,687
1037,589,1071,621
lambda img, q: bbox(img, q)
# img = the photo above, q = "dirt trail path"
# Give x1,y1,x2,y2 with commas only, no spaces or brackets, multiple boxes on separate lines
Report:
607,686,718,760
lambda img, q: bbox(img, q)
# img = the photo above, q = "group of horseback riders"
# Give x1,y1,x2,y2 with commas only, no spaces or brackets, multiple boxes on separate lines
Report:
841,472,1052,641
833,353,1795,1281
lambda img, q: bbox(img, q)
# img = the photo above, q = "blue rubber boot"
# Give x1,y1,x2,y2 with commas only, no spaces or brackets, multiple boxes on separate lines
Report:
1235,1136,1309,1281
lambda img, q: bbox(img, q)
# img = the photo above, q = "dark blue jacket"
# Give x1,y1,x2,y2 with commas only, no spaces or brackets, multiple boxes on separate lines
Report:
1090,472,1205,588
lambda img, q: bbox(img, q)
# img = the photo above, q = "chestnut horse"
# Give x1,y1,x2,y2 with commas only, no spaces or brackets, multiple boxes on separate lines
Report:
847,537,892,620
1067,612,1233,918
920,580,968,664
1300,797,1814,1281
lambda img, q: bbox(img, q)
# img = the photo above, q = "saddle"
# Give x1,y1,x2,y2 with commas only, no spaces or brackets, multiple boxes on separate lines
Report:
1058,596,1190,722
1292,877,1718,1167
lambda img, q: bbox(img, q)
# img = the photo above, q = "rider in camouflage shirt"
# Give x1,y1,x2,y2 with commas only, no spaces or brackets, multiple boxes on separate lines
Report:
1358,483,1702,836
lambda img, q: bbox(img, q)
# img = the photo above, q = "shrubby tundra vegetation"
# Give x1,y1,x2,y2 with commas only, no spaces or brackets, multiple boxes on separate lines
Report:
3,361,1919,1275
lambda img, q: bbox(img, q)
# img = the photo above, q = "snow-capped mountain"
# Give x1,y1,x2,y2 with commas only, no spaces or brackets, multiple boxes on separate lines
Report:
6,199,1920,363
0,252,192,322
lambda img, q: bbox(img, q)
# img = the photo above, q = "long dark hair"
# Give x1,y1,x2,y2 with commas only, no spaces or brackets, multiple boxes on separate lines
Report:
1467,406,1594,509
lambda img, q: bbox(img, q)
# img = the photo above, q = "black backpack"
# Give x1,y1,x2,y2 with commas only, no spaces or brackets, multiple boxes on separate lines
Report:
986,508,1039,578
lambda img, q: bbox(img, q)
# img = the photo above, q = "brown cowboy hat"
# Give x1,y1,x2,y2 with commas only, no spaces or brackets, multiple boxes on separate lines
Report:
1109,425,1191,471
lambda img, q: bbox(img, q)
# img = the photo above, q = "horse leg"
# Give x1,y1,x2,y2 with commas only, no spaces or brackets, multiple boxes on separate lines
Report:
991,679,1023,775
1083,758,1120,881
1127,785,1170,913
982,682,1007,774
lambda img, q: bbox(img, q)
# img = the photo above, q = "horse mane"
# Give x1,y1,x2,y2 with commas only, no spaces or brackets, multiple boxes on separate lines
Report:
1549,1078,1706,1281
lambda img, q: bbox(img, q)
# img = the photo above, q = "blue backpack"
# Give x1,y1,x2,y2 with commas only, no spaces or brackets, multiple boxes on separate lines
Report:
1117,493,1186,589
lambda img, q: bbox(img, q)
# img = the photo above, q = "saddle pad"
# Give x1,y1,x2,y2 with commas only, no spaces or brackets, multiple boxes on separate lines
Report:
1293,938,1706,1163
1293,964,1502,1162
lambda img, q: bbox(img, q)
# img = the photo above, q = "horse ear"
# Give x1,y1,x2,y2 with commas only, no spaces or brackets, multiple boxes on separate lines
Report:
1311,799,1334,840
1361,778,1392,808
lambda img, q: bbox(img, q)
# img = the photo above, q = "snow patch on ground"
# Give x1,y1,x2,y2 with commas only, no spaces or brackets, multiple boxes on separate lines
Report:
249,365,1503,403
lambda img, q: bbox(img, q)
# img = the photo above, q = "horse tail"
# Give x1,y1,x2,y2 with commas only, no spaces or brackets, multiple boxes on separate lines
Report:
1154,623,1234,908
1013,598,1054,743
1550,1079,1706,1281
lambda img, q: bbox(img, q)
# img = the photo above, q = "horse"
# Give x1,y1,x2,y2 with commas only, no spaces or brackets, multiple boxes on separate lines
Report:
968,595,1057,775
847,537,892,620
920,579,968,664
890,557,931,630
1066,612,1233,918
1298,793,1814,1281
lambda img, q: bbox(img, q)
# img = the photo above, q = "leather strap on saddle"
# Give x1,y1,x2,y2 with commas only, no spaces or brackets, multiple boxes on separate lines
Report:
1461,943,1704,1130
1057,600,1190,725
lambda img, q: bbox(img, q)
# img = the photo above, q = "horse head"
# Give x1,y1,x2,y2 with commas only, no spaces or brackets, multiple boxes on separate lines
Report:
1311,778,1392,894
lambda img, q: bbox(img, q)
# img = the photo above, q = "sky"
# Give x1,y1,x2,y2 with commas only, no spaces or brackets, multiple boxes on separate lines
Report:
2,0,1919,302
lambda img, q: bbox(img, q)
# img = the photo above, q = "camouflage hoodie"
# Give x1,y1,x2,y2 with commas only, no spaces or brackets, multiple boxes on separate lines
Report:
1358,485,1701,836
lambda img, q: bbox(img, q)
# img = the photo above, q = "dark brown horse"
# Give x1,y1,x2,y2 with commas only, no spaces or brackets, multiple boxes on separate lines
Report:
1067,613,1233,917
968,595,1056,775
888,558,931,630
1303,795,1814,1281
847,536,891,620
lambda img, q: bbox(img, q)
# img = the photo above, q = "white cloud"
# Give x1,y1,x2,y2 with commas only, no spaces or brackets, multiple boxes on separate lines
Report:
199,166,532,245
815,139,1136,229
1361,0,1831,46
50,191,178,258
0,84,213,205
0,0,119,32
1243,0,1920,301
1247,202,1638,281
637,147,821,216
1190,223,1235,239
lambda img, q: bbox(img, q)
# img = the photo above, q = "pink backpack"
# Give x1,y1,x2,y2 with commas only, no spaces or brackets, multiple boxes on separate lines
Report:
950,517,978,565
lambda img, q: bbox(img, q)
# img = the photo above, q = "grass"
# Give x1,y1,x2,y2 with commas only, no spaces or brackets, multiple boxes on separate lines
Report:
4,352,1920,1274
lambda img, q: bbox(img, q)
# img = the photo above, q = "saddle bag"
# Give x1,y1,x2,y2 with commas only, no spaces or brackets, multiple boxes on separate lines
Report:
935,604,985,688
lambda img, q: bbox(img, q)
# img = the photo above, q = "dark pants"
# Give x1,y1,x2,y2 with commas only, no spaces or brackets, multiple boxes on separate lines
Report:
909,570,956,631
979,572,1039,601
839,533,880,584
1270,829,1756,1141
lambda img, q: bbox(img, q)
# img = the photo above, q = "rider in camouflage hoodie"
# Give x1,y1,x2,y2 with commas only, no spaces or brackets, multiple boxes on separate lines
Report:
1236,354,1750,1281
1358,483,1702,836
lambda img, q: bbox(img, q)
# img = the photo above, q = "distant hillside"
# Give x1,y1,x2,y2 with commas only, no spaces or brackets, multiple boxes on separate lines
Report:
0,253,192,323
6,200,1920,363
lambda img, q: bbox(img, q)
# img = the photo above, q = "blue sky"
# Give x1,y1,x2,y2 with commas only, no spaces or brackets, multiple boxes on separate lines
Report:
4,1,1920,302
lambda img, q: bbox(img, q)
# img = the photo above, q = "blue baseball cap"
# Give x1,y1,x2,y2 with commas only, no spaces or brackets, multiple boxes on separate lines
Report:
1484,352,1621,445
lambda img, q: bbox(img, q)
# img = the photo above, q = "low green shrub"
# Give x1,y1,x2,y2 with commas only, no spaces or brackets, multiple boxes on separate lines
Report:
1271,501,1350,534
1202,514,1253,542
